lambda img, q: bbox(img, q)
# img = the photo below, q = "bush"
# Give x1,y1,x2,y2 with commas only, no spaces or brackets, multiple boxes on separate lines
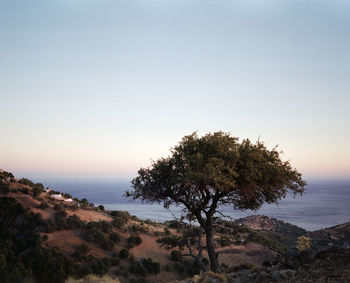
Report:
164,227,171,235
218,235,233,247
0,170,14,181
38,202,49,210
156,236,182,249
110,211,130,228
42,234,49,241
170,250,183,262
81,198,89,208
202,257,209,266
19,178,35,188
55,210,67,218
129,224,148,234
109,232,121,243
128,235,142,248
78,243,91,254
54,215,67,230
54,204,64,211
98,205,105,211
141,258,160,274
86,221,112,234
63,193,72,199
90,259,110,276
111,257,120,266
86,226,114,250
73,250,83,260
33,183,44,196
186,261,201,276
0,183,10,194
119,249,129,259
66,215,84,229
101,240,114,250
164,264,173,272
20,188,29,194
129,261,147,276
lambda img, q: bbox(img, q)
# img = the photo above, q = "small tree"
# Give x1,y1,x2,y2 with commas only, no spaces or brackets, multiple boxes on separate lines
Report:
33,183,44,196
127,132,306,271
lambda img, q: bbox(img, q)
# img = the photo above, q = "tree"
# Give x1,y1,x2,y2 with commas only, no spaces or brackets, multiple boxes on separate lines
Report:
33,183,44,196
127,132,306,272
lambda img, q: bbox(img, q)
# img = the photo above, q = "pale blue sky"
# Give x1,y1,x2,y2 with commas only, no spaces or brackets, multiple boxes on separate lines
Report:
1,0,349,180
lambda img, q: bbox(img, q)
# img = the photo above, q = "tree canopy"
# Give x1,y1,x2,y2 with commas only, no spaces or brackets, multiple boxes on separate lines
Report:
128,132,306,271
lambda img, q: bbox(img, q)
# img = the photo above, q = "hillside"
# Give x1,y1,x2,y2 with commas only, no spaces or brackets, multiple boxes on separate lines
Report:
1,169,349,283
235,215,306,247
0,170,277,283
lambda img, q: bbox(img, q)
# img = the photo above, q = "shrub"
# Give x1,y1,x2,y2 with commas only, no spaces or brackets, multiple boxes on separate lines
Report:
74,250,83,260
19,178,35,188
111,257,120,266
42,234,49,241
110,211,130,228
141,258,160,274
156,236,182,249
202,257,209,266
186,261,201,276
109,232,121,243
297,236,311,252
164,227,171,235
54,204,64,211
66,215,83,229
90,259,110,277
54,215,67,230
98,205,105,211
38,202,49,210
0,170,14,181
78,243,91,254
119,249,129,259
170,250,183,262
218,235,232,247
20,187,29,194
0,183,10,194
86,221,112,233
55,210,67,218
33,183,44,196
129,224,148,234
64,193,72,199
101,240,114,250
129,261,147,276
81,198,89,208
102,257,111,267
164,264,173,272
145,219,154,225
128,235,142,248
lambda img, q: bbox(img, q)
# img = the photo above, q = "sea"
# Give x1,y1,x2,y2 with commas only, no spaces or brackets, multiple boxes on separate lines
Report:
45,179,350,232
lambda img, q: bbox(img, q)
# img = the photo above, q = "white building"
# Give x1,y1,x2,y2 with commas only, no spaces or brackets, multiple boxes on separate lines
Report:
51,194,64,200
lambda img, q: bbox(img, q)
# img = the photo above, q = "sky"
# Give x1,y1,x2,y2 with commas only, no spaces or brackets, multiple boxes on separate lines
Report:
1,0,349,181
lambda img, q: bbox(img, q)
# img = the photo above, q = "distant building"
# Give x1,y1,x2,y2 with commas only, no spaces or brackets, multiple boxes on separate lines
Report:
51,194,64,200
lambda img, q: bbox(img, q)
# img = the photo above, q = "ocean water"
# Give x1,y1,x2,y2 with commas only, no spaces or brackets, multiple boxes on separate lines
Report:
46,179,350,231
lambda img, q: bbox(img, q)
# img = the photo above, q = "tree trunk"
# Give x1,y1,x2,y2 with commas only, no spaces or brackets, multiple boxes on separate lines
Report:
205,228,219,272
